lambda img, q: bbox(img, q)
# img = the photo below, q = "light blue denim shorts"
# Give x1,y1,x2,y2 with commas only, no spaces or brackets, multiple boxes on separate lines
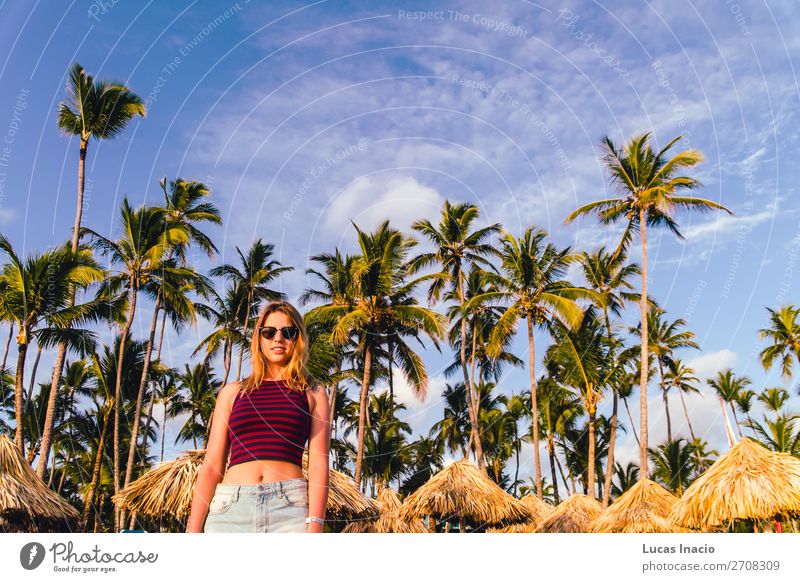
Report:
203,477,308,533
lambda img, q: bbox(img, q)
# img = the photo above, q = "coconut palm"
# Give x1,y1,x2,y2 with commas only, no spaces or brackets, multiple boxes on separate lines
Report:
706,369,751,447
648,438,696,496
210,239,291,380
465,226,591,496
308,221,446,487
400,435,445,496
631,307,699,442
193,285,248,386
663,360,701,441
429,382,471,458
80,199,183,520
172,363,218,449
0,236,105,455
611,461,640,499
747,415,800,455
407,200,501,474
758,305,800,382
758,387,791,415
360,391,413,494
565,132,732,479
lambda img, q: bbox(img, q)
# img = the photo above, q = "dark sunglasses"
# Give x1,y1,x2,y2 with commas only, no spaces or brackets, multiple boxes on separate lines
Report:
259,326,299,341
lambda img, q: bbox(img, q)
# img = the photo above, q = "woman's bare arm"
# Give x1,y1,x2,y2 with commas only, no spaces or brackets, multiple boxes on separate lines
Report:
306,383,331,533
185,382,237,533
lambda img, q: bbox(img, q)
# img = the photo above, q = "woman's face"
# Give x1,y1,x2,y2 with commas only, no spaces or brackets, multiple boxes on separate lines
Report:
259,310,296,368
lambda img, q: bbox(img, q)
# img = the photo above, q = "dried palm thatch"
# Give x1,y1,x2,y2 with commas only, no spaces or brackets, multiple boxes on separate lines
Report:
398,459,532,529
112,449,204,520
487,494,553,533
592,479,689,533
0,434,79,532
112,448,379,528
536,494,602,533
341,487,428,533
668,438,800,530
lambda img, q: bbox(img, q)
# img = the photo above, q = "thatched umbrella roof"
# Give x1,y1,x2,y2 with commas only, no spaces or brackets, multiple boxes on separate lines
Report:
341,487,428,533
0,435,79,532
669,438,800,530
487,494,553,533
112,449,204,520
592,479,688,533
536,494,602,533
398,459,532,528
112,448,380,526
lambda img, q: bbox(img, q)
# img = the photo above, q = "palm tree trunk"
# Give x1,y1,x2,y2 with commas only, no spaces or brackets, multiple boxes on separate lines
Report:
548,436,560,503
72,139,88,251
555,453,574,495
622,397,640,445
587,409,597,497
468,319,486,469
513,440,521,496
138,383,157,469
658,360,672,442
81,407,111,532
354,344,373,488
57,446,71,494
638,207,650,480
678,390,697,441
236,292,253,381
221,342,232,386
13,328,29,454
47,443,57,487
114,282,138,530
719,396,735,447
328,360,340,429
25,342,43,405
602,308,618,508
729,404,743,439
124,295,162,490
36,338,68,478
526,315,543,498
161,399,168,463
1,323,13,371
457,271,485,473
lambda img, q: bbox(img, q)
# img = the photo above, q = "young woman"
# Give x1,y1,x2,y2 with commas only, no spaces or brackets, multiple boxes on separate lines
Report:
186,300,331,533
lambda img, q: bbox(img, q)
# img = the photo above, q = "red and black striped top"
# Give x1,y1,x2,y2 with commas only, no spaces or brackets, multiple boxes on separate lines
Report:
227,379,311,468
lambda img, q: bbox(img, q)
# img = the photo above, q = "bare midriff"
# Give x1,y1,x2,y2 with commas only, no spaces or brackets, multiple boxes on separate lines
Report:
221,458,304,484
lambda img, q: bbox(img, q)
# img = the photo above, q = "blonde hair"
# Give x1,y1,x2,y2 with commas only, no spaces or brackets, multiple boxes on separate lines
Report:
240,300,315,393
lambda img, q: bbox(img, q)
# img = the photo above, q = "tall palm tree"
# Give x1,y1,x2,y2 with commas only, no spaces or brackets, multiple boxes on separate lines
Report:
307,220,446,487
81,200,181,523
565,132,732,478
611,461,640,499
0,236,104,454
194,285,248,387
429,382,471,458
631,307,699,442
173,363,217,448
407,200,501,474
758,387,791,415
663,360,702,441
210,239,291,380
579,245,642,506
707,369,750,447
758,305,800,382
465,226,591,495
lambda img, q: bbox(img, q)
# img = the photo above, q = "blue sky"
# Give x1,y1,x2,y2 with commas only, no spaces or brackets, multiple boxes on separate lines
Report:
0,0,798,488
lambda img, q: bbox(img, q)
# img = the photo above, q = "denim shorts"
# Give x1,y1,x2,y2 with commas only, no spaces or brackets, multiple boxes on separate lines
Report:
203,477,309,533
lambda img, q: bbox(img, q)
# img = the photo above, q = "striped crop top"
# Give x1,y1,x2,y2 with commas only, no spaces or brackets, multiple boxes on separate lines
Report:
227,379,311,468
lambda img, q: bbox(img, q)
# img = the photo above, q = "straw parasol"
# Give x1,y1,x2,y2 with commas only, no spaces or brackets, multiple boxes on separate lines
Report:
487,494,553,533
592,479,688,533
341,487,428,533
0,434,80,532
398,459,532,532
113,448,380,529
668,437,800,530
536,494,603,533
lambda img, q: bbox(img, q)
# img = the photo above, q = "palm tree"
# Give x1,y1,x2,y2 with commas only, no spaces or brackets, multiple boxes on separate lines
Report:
429,382,471,458
210,239,291,380
631,307,699,442
663,360,701,441
565,132,732,479
759,305,800,382
611,461,640,499
648,438,696,496
758,387,791,415
707,369,751,446
81,199,181,521
407,200,501,474
307,220,446,487
579,245,643,506
465,226,591,495
0,236,104,454
194,285,248,386
173,363,217,448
